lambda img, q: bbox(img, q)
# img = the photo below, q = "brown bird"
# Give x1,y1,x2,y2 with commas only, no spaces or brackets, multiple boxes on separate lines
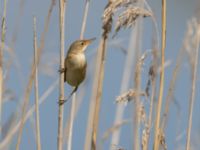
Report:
59,38,96,104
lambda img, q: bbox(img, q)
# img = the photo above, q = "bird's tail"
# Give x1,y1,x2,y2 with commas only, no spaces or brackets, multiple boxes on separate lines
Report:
58,86,78,105
67,86,78,100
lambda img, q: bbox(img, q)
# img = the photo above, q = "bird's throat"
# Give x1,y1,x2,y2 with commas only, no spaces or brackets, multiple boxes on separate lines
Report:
67,53,86,69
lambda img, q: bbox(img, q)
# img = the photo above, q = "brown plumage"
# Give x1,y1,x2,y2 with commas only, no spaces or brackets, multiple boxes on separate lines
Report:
59,38,95,104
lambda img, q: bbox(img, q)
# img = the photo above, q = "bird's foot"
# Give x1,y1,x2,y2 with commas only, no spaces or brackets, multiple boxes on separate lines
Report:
58,99,67,105
58,68,66,73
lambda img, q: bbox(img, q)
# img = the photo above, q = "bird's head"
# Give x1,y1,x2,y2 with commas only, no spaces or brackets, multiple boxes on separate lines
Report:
68,38,96,53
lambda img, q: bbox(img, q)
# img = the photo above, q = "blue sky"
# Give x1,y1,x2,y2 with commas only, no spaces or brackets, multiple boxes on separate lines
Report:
1,0,200,149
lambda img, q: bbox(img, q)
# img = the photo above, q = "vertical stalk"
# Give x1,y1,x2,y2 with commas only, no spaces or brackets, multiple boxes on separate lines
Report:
67,94,76,150
33,17,41,150
110,27,136,148
16,1,55,149
67,0,91,149
133,61,141,150
57,0,66,150
132,3,144,148
153,0,166,149
144,79,156,150
91,38,107,150
80,0,90,39
161,47,184,130
143,22,159,150
186,24,199,150
84,37,107,150
0,0,7,138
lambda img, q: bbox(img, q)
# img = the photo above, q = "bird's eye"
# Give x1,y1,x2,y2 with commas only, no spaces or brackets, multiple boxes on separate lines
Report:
80,42,85,46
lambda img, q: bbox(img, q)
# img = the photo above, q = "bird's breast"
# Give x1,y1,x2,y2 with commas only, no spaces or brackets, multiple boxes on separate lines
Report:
66,53,86,70
65,53,86,86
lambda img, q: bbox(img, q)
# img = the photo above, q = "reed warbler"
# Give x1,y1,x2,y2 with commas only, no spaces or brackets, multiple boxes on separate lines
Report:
59,38,96,104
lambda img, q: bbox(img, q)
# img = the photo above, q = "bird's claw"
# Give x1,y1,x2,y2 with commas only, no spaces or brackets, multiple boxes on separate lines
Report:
58,99,67,105
58,68,65,73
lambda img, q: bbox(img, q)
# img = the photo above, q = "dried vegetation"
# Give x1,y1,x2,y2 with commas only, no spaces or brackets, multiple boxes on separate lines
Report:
0,0,199,150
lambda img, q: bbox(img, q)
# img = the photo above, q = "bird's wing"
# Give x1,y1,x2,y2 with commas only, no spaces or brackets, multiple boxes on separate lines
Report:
82,61,87,76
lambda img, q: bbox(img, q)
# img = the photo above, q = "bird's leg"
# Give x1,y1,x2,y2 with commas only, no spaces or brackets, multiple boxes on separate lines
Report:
58,86,78,105
58,67,66,73
58,98,66,106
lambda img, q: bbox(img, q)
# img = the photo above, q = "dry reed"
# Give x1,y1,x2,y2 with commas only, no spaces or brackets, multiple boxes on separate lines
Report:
102,119,130,143
80,0,91,39
186,18,200,150
0,0,7,138
33,17,41,150
86,1,147,149
0,80,58,149
15,32,39,150
110,29,135,149
0,0,198,150
116,89,146,103
87,2,130,148
143,12,160,147
132,15,143,150
143,48,158,150
109,1,151,148
16,0,56,148
57,0,66,150
116,50,151,104
67,94,76,150
153,0,166,149
161,36,186,130
113,7,151,37
66,0,92,149
91,38,107,150
84,0,113,149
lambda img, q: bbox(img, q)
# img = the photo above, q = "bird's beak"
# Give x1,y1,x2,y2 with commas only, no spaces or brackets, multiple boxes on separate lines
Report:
85,37,96,45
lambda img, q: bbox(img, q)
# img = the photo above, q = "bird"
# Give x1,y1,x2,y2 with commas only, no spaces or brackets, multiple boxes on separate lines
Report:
59,38,96,105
